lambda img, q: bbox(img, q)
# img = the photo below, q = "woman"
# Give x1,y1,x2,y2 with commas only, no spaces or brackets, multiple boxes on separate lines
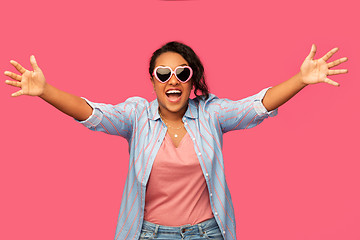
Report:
4,41,348,240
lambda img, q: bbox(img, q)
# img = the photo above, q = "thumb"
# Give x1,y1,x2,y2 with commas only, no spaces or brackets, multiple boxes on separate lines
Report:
305,44,316,60
30,55,40,71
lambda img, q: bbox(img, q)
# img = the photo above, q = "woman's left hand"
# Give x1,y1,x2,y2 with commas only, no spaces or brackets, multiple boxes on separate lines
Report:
300,44,348,86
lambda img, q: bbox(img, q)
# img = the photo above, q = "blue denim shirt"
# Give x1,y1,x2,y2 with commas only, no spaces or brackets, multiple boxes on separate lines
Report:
76,87,278,240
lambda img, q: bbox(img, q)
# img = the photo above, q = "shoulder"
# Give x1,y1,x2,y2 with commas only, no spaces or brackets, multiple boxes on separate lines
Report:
114,96,152,111
122,96,149,106
191,93,225,116
195,93,227,109
110,97,153,118
122,97,160,120
193,93,219,105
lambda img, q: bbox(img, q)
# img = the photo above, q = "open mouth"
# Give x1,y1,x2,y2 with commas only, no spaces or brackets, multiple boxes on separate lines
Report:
165,89,182,102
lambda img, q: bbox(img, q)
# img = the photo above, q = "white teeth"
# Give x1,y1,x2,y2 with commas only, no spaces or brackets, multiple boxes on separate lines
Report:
166,90,181,94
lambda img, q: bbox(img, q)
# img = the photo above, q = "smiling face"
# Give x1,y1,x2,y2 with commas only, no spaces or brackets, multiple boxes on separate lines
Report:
151,51,193,120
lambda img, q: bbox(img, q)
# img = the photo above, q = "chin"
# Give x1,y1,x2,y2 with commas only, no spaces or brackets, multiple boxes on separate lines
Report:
162,101,187,113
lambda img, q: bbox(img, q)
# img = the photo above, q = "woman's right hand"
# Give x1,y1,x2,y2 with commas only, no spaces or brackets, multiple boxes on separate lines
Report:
4,55,47,97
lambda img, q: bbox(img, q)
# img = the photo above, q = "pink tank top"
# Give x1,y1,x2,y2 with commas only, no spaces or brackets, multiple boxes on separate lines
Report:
144,132,214,226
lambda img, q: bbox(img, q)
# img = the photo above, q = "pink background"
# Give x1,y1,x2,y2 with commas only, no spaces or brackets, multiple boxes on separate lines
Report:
0,0,359,239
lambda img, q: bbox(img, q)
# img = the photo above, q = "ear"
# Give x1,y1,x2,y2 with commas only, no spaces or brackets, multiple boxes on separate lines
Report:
150,77,155,88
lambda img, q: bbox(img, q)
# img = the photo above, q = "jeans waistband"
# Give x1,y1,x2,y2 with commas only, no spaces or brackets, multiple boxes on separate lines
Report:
141,217,218,234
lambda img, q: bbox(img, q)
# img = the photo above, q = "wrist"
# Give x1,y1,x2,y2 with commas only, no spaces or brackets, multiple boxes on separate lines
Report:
39,82,51,99
297,72,309,88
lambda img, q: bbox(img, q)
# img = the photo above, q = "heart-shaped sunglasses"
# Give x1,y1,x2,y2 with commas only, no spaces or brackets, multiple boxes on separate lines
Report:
152,66,193,83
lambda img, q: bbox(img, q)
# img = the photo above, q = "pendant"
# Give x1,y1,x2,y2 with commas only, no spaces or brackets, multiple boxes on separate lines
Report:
174,134,178,138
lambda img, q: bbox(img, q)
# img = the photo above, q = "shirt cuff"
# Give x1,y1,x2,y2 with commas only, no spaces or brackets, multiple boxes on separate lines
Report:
253,87,278,117
74,97,103,128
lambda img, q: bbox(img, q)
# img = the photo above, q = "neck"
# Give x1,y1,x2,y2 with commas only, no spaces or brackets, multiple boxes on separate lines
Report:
158,106,187,122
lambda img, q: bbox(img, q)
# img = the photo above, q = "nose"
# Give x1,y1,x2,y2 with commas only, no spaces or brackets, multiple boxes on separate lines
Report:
168,72,179,85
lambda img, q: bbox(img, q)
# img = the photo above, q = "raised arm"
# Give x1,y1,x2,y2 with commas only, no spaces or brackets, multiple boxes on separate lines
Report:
262,44,348,112
4,55,93,121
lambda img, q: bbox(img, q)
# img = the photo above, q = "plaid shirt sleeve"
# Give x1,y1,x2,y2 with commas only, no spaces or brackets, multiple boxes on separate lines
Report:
74,96,145,140
208,87,278,133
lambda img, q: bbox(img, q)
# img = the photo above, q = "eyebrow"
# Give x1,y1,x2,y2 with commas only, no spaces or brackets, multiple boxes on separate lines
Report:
159,63,188,67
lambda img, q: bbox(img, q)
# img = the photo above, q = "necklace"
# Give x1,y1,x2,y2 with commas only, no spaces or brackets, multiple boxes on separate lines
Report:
159,111,183,137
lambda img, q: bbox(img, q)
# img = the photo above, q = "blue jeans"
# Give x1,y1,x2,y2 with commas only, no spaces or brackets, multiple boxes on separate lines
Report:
139,217,224,240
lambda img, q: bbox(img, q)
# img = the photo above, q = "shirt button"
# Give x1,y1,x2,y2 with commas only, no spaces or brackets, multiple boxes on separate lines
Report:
198,152,202,156
192,137,195,141
215,211,218,215
205,173,209,177
223,231,226,234
184,122,188,125
210,193,213,197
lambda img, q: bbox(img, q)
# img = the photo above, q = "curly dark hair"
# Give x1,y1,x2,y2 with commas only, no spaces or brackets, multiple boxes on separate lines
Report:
149,41,209,99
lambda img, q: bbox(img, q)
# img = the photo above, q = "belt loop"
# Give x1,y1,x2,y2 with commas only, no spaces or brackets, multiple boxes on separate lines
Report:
180,226,185,239
153,224,159,237
198,224,204,236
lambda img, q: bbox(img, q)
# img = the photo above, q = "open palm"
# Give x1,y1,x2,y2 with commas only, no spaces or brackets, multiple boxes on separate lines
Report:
4,55,46,97
300,44,348,86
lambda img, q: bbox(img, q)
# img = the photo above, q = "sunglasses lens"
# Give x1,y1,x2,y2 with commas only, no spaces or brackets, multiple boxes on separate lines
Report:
176,67,191,82
156,68,171,82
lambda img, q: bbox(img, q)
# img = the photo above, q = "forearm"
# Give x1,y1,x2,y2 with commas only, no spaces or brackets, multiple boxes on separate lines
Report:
262,72,307,112
39,83,93,121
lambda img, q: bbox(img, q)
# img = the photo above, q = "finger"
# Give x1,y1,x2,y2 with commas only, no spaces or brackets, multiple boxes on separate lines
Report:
11,89,24,97
328,69,348,75
10,60,27,74
4,71,22,81
324,77,340,87
305,44,317,60
328,57,348,68
321,47,338,62
5,80,22,88
30,55,40,71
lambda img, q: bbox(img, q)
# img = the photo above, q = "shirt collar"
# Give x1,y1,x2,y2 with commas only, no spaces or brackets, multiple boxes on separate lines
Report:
148,98,198,121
